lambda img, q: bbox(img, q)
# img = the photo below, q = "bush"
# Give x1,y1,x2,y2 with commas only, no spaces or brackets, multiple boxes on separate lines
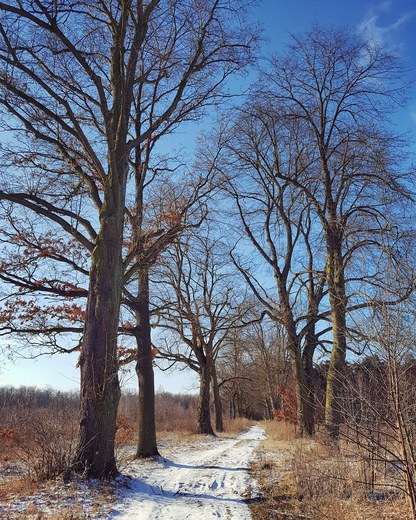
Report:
1,400,78,481
20,410,76,481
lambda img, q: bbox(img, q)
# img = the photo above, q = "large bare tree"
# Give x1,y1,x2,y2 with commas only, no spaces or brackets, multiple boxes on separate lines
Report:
0,0,255,477
218,107,327,435
122,165,213,455
254,27,411,436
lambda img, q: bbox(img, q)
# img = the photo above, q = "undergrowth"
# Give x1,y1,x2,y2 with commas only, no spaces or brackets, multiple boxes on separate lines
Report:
249,421,411,520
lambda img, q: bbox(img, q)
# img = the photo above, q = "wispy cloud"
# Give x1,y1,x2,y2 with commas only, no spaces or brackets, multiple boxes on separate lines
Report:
358,2,415,46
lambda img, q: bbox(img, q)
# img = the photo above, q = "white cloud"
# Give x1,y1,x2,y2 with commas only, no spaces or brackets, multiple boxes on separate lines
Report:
358,2,415,46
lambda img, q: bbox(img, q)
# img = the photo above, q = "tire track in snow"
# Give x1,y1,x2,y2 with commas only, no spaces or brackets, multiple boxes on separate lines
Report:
110,425,265,519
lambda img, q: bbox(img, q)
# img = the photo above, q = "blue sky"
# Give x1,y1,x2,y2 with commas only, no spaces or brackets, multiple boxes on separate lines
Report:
1,0,415,393
256,0,416,128
258,0,415,53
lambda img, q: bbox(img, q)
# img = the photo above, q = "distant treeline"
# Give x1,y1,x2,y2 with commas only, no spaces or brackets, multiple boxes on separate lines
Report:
0,386,79,410
0,386,199,431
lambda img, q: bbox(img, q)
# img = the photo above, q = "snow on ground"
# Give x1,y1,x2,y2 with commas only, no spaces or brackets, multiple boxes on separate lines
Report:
0,473,114,518
111,425,265,519
0,425,265,518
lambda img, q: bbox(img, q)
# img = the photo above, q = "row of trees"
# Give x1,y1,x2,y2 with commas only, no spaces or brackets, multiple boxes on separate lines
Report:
0,0,256,477
0,1,414,480
152,27,414,438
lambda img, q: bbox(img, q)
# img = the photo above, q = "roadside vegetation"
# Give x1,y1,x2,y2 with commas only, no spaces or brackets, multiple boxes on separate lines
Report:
0,386,252,514
1,382,415,518
250,421,410,520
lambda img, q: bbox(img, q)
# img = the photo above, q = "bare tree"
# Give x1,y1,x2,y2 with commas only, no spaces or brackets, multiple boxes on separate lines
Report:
123,165,213,455
218,320,290,421
336,296,416,517
254,26,411,436
377,304,416,515
219,106,327,435
153,229,250,434
0,0,255,477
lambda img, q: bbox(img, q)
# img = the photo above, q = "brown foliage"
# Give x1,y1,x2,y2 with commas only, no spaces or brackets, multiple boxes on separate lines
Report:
0,388,78,482
274,377,298,425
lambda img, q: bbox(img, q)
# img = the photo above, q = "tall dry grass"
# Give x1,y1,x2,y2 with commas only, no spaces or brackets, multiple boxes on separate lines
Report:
1,385,250,492
1,405,78,482
250,421,411,520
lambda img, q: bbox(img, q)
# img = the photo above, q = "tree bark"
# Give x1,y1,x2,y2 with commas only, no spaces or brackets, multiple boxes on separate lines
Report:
280,299,314,436
211,362,224,432
302,329,317,436
72,192,124,479
325,238,347,438
293,350,314,436
197,356,215,435
135,267,159,458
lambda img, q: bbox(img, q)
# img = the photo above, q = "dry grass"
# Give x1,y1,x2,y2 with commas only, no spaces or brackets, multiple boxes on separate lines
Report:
259,420,297,445
1,502,96,519
0,400,115,518
249,420,303,520
14,502,87,519
221,417,255,436
0,405,78,482
249,421,411,520
118,390,200,435
0,474,116,519
0,476,39,502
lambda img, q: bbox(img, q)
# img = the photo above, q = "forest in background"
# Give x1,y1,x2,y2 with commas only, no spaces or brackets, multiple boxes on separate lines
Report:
0,0,415,516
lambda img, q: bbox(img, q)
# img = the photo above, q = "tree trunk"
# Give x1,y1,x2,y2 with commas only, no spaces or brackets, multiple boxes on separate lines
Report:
302,330,317,436
197,358,214,435
265,383,275,421
280,302,314,436
293,350,314,436
265,396,274,420
135,267,159,458
211,362,224,432
325,239,347,438
230,393,238,419
72,196,123,479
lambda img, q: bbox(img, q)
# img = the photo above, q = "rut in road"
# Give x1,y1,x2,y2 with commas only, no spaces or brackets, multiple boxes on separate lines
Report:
111,425,265,520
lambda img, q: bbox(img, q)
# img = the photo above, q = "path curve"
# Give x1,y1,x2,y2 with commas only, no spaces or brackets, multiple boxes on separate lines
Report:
110,425,265,519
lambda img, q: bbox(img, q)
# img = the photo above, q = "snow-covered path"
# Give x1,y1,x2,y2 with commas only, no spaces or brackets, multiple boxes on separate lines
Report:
110,425,265,519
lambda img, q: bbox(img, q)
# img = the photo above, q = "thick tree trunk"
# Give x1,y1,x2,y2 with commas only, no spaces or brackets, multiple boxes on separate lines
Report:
197,359,214,435
325,240,347,438
135,267,159,458
72,197,123,479
280,301,314,436
302,331,317,436
211,362,224,432
293,350,314,436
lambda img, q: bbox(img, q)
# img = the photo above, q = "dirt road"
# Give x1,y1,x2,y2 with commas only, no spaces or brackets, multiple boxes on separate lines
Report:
110,425,265,519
